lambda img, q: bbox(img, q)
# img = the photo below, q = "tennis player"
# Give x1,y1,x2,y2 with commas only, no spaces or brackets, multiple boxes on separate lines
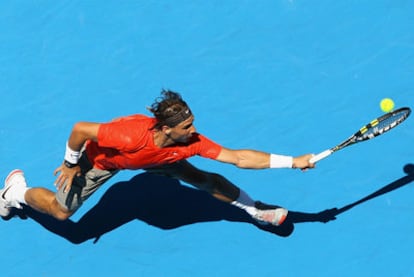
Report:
0,90,314,226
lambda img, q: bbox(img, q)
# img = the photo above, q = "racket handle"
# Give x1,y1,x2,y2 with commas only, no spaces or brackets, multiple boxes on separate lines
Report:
310,149,332,163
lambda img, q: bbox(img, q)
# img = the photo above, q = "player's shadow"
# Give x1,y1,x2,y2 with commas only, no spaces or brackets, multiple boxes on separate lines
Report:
11,164,414,244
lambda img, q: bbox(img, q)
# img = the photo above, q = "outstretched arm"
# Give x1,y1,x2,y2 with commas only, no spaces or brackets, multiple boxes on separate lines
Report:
215,147,314,170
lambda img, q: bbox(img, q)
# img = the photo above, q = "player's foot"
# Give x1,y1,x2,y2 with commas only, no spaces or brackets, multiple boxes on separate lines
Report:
0,193,10,217
0,169,27,217
252,201,288,226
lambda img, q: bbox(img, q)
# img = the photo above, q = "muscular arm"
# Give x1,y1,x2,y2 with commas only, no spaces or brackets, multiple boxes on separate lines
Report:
67,122,101,151
215,147,270,169
215,147,314,170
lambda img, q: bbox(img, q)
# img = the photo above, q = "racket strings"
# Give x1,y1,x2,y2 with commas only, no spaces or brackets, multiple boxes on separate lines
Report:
358,109,410,140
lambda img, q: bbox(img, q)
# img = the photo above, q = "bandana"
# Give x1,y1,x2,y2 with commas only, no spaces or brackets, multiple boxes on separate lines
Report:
163,108,192,127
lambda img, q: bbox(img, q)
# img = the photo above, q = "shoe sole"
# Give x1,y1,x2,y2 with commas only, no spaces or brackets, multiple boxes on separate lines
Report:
0,201,11,217
277,212,288,226
254,209,288,226
255,201,288,226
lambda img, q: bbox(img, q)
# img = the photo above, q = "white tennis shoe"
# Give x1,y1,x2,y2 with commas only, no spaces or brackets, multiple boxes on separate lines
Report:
252,201,288,226
0,169,27,217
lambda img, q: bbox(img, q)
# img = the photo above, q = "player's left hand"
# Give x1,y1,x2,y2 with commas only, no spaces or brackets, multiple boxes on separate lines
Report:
54,163,82,192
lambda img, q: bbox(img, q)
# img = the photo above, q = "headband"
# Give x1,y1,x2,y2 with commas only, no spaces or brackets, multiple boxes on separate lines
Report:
163,108,192,127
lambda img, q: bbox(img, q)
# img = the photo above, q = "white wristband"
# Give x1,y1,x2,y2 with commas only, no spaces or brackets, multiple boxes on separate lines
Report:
270,154,293,168
64,141,80,164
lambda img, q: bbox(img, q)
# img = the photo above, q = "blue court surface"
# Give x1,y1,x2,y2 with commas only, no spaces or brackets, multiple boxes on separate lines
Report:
1,1,414,276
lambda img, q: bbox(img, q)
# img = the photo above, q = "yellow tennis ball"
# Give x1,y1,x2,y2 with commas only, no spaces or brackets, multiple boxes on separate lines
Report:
380,98,395,113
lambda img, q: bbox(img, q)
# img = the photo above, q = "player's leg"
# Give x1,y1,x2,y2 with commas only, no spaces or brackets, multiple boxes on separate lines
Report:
145,160,239,201
0,169,72,220
145,160,288,226
1,155,118,221
25,187,74,220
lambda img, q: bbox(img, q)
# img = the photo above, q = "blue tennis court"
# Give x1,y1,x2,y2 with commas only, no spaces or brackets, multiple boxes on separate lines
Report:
1,1,414,276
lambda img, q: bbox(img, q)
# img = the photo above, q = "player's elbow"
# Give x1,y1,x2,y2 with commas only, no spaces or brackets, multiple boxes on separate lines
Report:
233,157,254,169
234,155,266,169
71,122,99,142
72,122,87,136
217,148,258,169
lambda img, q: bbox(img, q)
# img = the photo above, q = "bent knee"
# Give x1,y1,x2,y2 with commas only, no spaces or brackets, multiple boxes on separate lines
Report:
53,210,73,221
50,198,75,221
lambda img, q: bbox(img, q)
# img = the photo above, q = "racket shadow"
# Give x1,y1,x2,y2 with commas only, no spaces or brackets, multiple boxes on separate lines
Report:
287,163,414,224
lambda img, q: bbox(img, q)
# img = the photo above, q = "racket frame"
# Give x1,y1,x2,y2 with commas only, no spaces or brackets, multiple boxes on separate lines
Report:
310,107,411,163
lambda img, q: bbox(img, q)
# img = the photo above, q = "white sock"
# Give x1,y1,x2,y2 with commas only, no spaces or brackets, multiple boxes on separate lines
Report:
15,187,29,205
231,189,257,216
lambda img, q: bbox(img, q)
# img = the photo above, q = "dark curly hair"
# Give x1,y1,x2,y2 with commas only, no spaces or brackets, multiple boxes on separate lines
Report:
148,89,192,129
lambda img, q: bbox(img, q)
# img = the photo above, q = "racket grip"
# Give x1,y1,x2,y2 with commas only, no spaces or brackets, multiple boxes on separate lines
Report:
310,149,332,163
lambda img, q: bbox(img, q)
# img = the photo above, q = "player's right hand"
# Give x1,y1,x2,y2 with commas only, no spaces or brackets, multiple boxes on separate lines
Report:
293,154,316,171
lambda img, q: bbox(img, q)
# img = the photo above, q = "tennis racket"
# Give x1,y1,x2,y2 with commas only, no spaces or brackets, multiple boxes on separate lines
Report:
310,107,411,163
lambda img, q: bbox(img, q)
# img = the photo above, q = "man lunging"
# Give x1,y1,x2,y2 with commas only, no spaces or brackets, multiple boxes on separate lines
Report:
0,90,314,227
